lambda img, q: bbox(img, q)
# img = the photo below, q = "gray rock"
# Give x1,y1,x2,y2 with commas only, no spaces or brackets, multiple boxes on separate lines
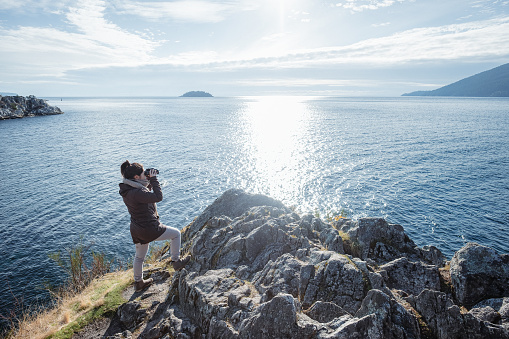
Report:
354,289,420,339
252,253,303,302
303,301,350,323
409,289,509,339
338,218,420,264
105,330,132,339
301,252,366,313
468,306,501,323
0,95,63,119
417,245,447,267
472,298,509,325
379,257,441,296
117,302,146,331
450,242,509,307
501,303,509,324
238,293,316,339
183,189,289,241
121,190,509,339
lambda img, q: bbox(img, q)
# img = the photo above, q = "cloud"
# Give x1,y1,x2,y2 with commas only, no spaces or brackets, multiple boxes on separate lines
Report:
206,16,509,69
0,0,70,12
234,78,372,87
0,0,25,10
335,0,407,12
0,0,158,77
65,0,157,59
114,0,256,23
371,22,391,27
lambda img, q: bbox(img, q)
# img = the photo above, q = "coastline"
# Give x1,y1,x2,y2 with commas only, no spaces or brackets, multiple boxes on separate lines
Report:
8,189,509,338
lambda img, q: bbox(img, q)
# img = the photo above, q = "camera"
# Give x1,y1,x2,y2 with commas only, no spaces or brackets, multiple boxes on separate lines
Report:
144,168,159,176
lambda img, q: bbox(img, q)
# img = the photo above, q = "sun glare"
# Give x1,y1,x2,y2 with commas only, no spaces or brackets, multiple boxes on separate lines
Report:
239,96,313,201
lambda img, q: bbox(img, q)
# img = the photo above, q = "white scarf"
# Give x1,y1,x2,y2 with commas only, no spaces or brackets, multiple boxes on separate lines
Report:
123,178,149,189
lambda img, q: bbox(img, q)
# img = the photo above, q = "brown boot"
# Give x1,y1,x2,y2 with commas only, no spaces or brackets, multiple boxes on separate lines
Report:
172,255,191,271
135,278,153,292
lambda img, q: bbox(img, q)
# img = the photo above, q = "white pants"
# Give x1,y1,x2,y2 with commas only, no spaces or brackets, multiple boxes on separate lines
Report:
133,226,181,282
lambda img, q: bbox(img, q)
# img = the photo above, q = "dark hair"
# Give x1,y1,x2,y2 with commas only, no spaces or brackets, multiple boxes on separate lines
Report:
120,160,143,179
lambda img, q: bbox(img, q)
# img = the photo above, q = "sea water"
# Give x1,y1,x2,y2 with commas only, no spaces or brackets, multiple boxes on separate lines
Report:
0,96,507,315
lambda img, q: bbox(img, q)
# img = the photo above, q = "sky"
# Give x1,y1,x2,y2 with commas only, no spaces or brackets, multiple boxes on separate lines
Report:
1,0,508,97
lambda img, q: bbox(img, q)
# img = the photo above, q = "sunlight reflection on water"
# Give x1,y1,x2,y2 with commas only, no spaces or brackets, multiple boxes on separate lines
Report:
236,96,318,208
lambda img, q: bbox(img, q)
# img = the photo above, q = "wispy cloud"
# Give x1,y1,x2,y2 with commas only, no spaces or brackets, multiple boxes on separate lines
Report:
0,0,158,77
65,0,157,59
471,0,509,14
371,22,391,27
207,16,509,68
335,0,407,12
234,78,372,87
114,0,256,23
0,0,70,12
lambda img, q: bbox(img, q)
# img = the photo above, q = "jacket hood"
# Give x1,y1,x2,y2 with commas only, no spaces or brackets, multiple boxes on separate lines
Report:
119,183,135,197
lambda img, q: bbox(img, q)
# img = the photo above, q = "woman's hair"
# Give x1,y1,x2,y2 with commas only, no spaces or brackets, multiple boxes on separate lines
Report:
121,160,143,179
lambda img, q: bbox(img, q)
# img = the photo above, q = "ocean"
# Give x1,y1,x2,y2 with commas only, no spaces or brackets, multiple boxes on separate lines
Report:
0,96,507,316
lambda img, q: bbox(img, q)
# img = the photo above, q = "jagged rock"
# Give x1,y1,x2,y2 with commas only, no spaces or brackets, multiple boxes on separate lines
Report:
303,301,350,323
0,95,63,119
354,289,420,339
239,293,316,339
408,289,509,339
116,189,509,338
468,306,501,323
105,330,132,339
450,242,509,307
117,302,147,331
379,257,441,296
502,300,509,324
183,189,290,241
472,297,509,325
417,245,447,267
336,218,432,265
300,251,367,313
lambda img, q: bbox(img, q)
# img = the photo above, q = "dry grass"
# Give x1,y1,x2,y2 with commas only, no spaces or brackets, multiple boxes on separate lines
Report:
145,242,170,264
9,270,132,339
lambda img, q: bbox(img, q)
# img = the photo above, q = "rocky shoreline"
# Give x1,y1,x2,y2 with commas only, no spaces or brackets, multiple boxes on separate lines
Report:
99,189,508,338
0,95,63,119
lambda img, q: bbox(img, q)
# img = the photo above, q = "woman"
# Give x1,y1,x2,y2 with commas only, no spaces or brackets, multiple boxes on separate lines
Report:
119,160,190,291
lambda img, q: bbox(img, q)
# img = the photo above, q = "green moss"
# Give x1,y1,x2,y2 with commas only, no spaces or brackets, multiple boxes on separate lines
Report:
48,280,130,339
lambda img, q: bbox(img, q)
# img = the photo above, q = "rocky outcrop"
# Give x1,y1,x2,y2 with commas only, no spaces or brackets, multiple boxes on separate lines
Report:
450,242,509,307
0,95,63,119
113,189,509,338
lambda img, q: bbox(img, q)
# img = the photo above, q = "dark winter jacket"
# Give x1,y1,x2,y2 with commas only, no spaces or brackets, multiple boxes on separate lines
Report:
119,176,166,244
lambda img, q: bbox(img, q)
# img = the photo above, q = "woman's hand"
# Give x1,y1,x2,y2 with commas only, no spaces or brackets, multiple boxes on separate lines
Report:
149,169,158,178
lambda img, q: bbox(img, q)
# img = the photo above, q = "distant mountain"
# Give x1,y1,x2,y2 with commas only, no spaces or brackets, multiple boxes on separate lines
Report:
180,91,213,97
0,92,18,96
402,63,509,97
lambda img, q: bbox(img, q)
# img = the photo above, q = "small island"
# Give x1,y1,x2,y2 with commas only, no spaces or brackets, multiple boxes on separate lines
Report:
0,95,63,120
180,91,213,97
